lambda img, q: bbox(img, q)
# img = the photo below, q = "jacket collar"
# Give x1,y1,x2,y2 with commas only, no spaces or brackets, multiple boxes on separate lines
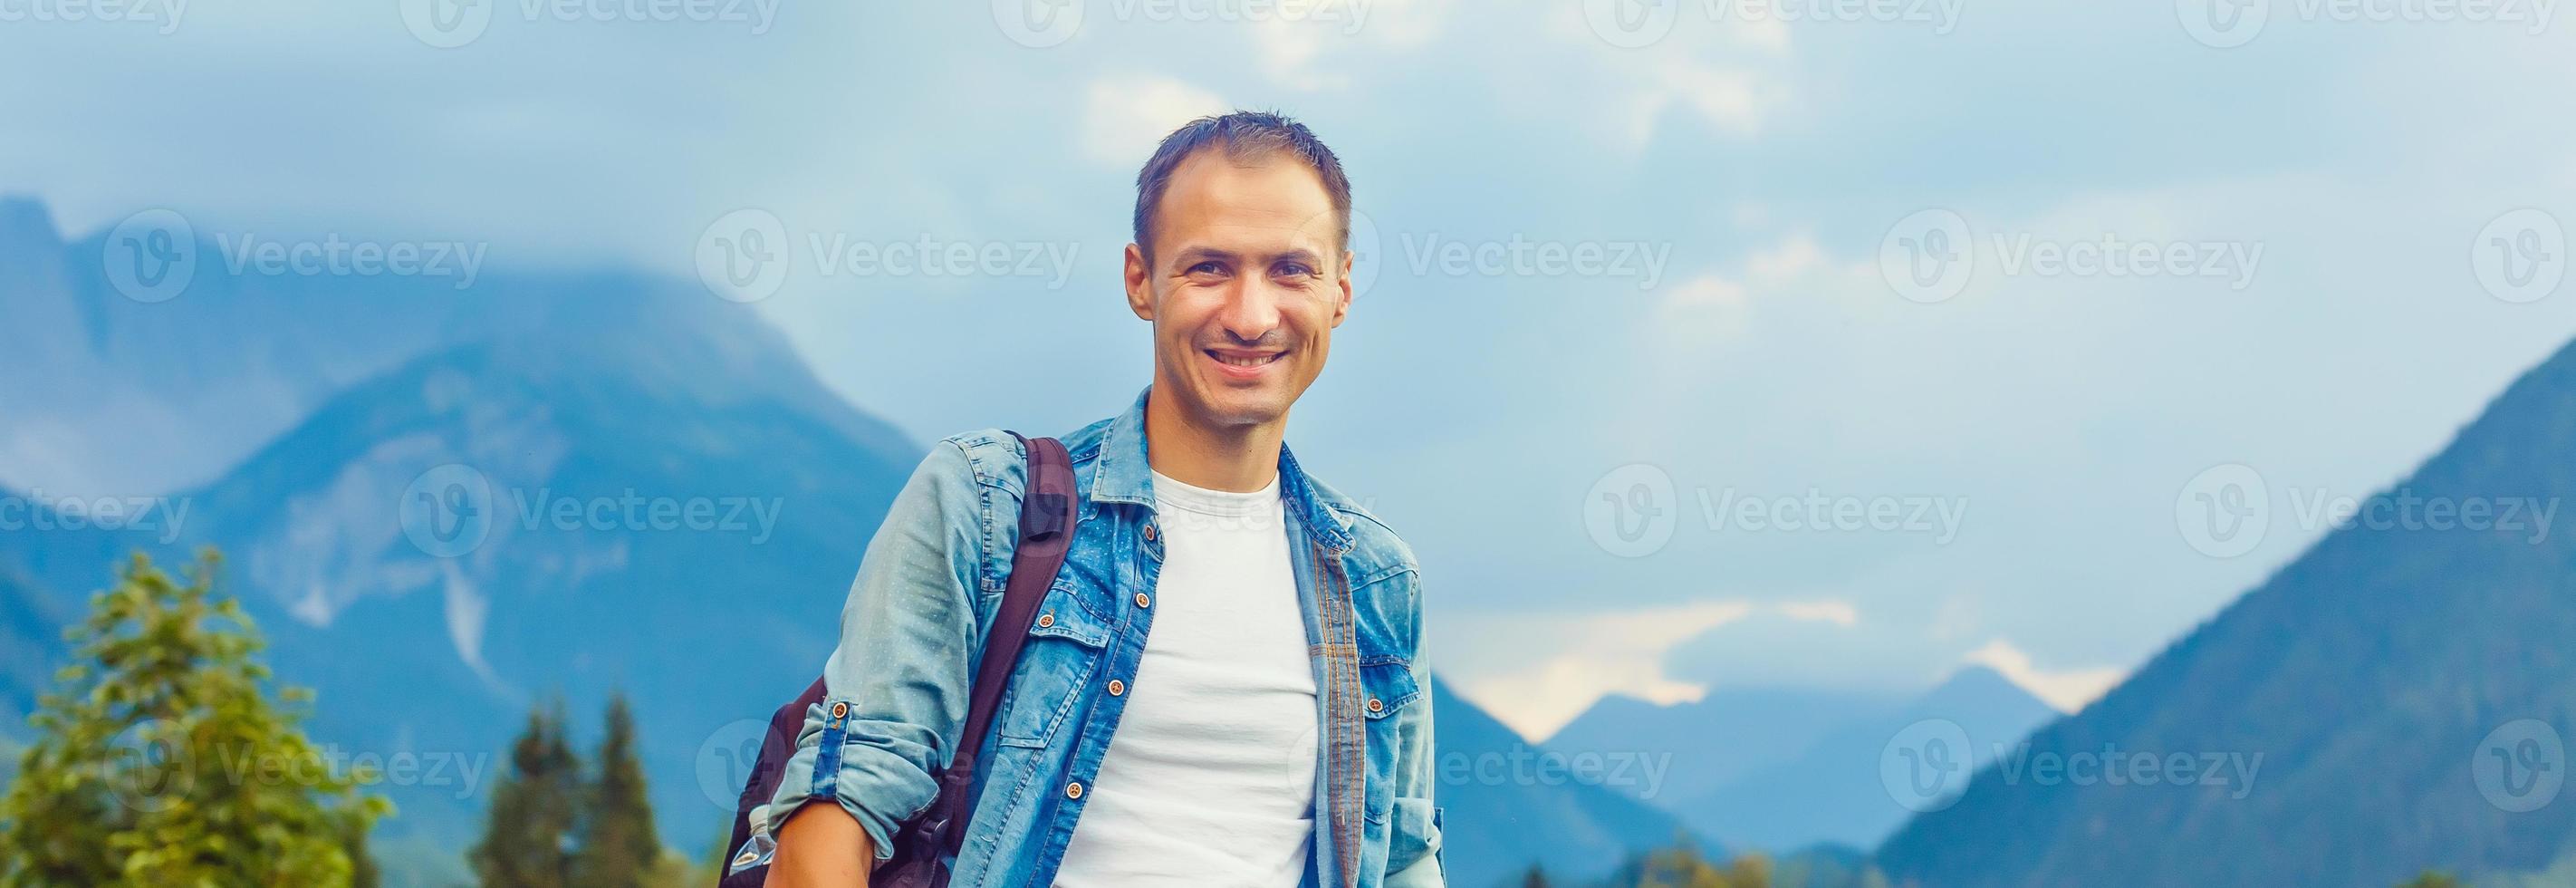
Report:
1091,386,1354,554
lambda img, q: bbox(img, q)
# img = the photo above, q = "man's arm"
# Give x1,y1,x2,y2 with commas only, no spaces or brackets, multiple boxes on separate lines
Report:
765,803,872,888
1386,570,1445,887
744,438,995,883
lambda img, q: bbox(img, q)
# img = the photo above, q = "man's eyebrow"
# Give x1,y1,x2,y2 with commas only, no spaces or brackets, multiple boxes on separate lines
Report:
1168,246,1242,267
1168,246,1327,268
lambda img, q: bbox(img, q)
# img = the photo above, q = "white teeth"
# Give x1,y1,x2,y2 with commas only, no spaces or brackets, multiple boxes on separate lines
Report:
1212,352,1275,368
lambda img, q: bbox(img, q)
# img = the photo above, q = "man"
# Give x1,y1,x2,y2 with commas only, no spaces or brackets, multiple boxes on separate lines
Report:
749,111,1442,887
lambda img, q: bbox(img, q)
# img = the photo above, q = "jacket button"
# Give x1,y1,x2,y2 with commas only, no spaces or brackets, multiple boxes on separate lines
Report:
830,701,849,719
1065,781,1084,799
1134,593,1151,609
1143,524,1158,541
1367,698,1384,714
1036,613,1055,629
1107,679,1125,696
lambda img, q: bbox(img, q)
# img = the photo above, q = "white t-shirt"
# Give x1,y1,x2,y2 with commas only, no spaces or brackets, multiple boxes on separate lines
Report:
1052,470,1319,887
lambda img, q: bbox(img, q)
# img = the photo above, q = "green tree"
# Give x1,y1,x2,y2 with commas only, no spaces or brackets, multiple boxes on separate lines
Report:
1521,864,1552,888
474,701,582,888
2397,873,2464,888
0,552,386,887
572,693,661,888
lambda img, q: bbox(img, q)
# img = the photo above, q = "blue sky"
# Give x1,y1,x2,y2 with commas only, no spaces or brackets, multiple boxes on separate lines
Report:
8,0,2575,738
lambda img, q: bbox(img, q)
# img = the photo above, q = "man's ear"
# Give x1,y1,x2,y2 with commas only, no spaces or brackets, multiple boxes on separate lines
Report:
1330,246,1353,329
1124,243,1154,321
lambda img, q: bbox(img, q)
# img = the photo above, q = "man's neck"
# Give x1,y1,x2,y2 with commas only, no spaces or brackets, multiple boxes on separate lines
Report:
1141,387,1285,494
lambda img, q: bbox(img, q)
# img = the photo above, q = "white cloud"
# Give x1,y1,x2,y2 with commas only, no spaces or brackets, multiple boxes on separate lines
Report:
1962,638,2127,713
1081,74,1229,166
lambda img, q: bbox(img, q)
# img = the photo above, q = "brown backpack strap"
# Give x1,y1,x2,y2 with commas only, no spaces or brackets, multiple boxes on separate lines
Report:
893,433,1080,869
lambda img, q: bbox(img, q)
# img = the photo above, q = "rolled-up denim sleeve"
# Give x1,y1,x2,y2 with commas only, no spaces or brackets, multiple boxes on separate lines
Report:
744,438,991,865
1387,574,1445,887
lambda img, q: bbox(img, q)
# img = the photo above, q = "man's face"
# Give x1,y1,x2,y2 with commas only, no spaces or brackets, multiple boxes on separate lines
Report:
1125,150,1352,431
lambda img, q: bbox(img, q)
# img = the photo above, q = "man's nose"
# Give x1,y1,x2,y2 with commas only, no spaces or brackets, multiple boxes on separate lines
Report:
1217,282,1283,344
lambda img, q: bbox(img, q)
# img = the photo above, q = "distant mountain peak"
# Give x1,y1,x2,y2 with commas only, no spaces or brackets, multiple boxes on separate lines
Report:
0,194,57,250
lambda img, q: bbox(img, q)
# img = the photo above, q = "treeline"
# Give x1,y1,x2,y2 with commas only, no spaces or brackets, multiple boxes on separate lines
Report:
0,551,715,888
469,694,709,888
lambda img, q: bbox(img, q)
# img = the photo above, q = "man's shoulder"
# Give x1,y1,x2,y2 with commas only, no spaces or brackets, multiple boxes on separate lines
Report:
1301,471,1419,585
928,416,1119,491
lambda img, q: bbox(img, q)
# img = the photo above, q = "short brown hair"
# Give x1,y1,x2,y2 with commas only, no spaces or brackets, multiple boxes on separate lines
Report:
1131,110,1352,264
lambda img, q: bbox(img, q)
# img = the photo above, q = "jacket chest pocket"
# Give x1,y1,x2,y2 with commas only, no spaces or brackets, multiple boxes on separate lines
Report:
995,583,1115,748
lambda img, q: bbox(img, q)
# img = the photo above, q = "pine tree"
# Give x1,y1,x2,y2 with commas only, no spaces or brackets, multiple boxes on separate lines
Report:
474,701,582,888
572,692,662,888
0,552,387,887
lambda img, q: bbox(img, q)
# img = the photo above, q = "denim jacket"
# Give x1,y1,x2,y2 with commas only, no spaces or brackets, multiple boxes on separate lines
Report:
737,388,1444,888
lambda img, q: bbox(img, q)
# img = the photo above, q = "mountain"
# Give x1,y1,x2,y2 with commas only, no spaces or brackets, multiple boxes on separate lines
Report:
1,197,927,859
164,288,921,851
1876,337,2576,887
1548,685,1899,804
1437,678,1714,888
1677,666,2056,852
0,195,735,497
1543,669,2054,855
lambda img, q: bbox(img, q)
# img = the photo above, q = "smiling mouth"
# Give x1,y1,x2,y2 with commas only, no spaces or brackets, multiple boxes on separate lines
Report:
1205,349,1285,369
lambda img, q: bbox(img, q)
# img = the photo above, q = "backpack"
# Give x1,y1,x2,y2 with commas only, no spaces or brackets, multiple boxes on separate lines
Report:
719,433,1081,888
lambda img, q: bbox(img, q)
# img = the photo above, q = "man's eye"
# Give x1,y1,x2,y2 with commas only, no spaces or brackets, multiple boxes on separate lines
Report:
1187,261,1226,275
1275,263,1316,278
